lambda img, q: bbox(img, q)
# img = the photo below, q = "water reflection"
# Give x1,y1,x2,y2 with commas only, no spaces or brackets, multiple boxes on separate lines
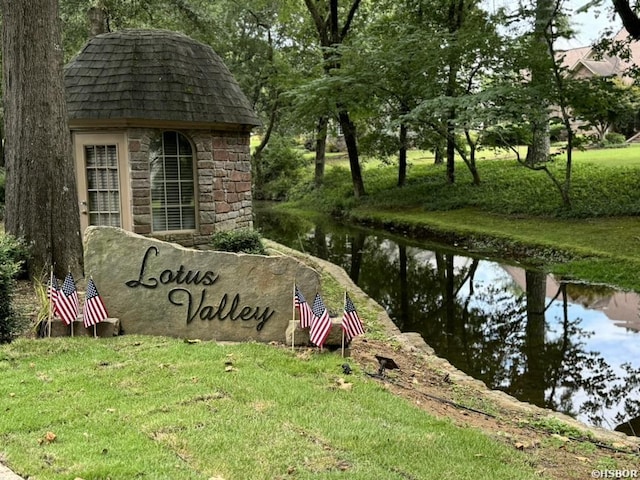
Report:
254,205,640,433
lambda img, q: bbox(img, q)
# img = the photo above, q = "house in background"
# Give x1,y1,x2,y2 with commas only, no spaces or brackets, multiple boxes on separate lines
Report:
64,29,260,247
556,28,640,140
559,28,640,82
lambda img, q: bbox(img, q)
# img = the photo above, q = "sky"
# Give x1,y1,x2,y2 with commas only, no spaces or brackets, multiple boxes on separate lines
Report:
484,0,623,49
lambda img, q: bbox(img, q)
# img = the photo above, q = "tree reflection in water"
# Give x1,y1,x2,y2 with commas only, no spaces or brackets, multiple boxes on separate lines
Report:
254,205,640,432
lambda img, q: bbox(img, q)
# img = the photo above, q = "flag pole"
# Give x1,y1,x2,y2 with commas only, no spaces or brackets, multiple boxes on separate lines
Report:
341,290,346,357
69,267,74,338
47,265,54,338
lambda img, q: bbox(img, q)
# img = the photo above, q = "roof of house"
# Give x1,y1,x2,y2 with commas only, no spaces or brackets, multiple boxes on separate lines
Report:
558,27,640,78
64,29,260,127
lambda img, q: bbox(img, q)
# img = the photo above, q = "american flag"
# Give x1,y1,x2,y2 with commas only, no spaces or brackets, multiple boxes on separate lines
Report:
83,278,108,328
47,276,60,317
341,293,364,341
56,272,79,326
294,285,314,329
309,293,332,348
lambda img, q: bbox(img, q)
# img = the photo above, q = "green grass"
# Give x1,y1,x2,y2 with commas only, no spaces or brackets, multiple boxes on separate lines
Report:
281,143,640,291
0,336,539,480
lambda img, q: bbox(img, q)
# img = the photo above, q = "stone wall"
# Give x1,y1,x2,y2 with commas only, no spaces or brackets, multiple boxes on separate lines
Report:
126,128,253,247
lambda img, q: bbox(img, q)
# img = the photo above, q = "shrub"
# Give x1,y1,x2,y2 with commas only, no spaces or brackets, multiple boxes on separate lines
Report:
253,135,309,201
210,228,267,255
480,124,532,149
0,234,27,343
604,132,626,145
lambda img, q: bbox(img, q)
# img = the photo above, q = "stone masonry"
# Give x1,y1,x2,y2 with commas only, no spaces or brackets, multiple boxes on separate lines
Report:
127,128,253,247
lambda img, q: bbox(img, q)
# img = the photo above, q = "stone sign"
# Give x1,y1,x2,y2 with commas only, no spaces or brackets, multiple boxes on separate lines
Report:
83,227,320,342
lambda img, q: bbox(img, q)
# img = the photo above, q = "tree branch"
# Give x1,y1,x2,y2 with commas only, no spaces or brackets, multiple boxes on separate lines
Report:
612,0,640,39
304,0,328,43
341,0,362,40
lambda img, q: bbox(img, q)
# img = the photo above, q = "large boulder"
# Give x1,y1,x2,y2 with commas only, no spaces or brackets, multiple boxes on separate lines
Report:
84,227,320,342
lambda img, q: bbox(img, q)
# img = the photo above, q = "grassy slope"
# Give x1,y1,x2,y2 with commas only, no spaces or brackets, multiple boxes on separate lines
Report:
290,144,640,291
0,336,539,480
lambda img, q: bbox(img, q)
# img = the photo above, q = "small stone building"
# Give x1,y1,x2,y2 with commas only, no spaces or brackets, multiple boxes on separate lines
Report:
64,29,260,246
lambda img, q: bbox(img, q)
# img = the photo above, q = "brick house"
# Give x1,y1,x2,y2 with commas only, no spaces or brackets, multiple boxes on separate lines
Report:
64,29,260,247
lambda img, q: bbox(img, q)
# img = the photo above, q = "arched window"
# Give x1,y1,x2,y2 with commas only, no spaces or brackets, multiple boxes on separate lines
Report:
150,131,196,231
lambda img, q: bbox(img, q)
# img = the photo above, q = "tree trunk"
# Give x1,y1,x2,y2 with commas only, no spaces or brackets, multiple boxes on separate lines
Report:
526,117,550,165
314,116,328,188
446,112,456,183
338,110,366,198
612,0,640,40
398,121,408,187
434,144,443,164
304,0,364,198
525,0,553,165
2,0,84,279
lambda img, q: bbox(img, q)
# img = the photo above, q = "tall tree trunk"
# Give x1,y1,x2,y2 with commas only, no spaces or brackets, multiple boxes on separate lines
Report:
314,116,328,188
526,117,550,165
525,0,553,165
444,0,465,183
2,0,83,279
338,110,365,198
398,121,408,187
446,112,456,183
304,0,364,198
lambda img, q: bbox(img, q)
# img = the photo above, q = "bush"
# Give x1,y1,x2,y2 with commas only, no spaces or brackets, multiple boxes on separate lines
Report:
480,124,532,148
253,136,309,201
0,234,27,343
210,228,267,255
604,132,626,145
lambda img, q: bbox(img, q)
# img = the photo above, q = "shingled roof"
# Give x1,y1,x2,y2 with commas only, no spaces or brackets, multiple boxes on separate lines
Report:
64,29,260,128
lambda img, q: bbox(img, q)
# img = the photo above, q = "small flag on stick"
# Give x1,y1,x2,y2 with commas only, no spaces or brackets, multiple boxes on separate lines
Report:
47,276,60,317
56,272,79,326
309,293,331,348
342,293,364,341
83,278,108,328
294,285,314,329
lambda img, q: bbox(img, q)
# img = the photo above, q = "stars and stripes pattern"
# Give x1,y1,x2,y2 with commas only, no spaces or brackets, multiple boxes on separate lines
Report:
47,276,60,317
56,272,79,326
309,293,331,348
341,293,364,341
294,285,314,329
83,278,108,328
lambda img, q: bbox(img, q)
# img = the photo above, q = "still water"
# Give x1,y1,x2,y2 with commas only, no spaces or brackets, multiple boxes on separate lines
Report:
254,204,640,434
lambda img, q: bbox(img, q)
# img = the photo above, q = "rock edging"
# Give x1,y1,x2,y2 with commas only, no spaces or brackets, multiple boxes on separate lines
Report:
264,239,640,451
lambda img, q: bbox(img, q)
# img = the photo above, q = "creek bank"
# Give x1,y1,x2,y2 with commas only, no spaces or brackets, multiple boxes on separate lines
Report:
344,209,577,267
264,239,640,454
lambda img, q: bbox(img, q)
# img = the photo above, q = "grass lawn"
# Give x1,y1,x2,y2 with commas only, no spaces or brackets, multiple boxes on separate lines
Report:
0,336,540,480
284,143,640,291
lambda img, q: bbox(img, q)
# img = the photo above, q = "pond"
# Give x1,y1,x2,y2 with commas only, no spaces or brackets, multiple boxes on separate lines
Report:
254,203,640,435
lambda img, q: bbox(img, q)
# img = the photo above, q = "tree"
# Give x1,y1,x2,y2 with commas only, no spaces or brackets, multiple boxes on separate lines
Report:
524,0,555,165
569,77,640,141
303,0,366,198
2,0,84,279
344,3,442,187
611,0,640,38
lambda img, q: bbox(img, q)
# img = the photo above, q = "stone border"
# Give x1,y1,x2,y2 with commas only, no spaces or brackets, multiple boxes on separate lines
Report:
0,463,23,480
265,240,640,451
